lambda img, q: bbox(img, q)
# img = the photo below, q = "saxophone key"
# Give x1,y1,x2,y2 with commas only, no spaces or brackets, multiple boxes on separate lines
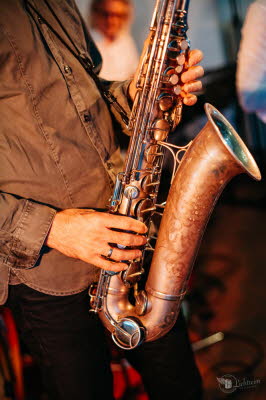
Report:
144,144,160,164
136,199,156,221
181,39,189,50
152,119,170,141
121,262,144,287
158,92,174,111
167,39,182,60
175,65,183,73
177,54,186,65
141,174,158,194
174,85,182,95
124,185,140,200
169,74,179,85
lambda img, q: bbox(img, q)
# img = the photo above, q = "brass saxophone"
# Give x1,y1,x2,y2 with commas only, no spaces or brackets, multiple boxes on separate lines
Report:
90,0,261,349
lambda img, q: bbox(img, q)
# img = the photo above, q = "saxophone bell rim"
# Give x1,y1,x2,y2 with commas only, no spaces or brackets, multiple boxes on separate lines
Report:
204,103,261,182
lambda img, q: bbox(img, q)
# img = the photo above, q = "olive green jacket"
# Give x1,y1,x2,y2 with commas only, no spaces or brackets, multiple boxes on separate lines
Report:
0,0,131,304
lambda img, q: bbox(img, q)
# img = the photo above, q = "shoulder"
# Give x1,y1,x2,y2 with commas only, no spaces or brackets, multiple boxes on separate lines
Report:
0,0,35,70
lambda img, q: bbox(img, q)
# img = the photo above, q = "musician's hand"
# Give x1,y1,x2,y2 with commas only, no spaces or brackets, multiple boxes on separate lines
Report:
46,209,147,272
181,49,204,106
129,46,204,106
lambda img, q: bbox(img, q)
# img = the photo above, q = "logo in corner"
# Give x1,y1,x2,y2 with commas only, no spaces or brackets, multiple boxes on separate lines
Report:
217,374,238,394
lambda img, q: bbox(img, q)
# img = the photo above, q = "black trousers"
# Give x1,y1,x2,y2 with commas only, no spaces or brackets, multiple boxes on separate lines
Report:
6,284,202,400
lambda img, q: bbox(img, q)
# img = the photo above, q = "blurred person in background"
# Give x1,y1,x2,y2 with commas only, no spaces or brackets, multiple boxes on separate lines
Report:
236,0,266,124
88,0,139,80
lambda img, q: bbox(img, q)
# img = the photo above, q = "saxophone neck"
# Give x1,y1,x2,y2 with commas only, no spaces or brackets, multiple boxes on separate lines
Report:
177,0,190,12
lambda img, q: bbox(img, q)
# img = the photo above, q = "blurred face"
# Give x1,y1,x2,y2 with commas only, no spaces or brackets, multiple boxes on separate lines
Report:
93,1,131,41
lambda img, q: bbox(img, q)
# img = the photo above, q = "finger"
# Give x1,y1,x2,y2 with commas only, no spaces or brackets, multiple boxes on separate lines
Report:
105,247,142,262
97,257,128,272
187,49,204,68
181,93,198,106
181,65,204,84
182,80,203,94
107,230,147,247
105,214,148,234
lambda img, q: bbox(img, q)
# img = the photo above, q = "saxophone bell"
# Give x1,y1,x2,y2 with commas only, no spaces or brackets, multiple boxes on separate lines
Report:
90,0,261,350
97,104,261,350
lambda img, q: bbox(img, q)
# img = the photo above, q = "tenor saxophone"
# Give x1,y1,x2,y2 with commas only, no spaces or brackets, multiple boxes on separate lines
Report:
90,0,261,349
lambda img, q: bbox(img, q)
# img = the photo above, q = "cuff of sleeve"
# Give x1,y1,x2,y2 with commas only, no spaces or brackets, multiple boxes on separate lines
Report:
5,200,57,270
108,80,132,134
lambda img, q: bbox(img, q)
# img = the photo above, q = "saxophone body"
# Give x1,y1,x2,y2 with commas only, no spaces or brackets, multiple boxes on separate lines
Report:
90,0,261,349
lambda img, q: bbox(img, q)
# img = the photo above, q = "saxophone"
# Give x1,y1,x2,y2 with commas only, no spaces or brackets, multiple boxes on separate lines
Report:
90,0,261,349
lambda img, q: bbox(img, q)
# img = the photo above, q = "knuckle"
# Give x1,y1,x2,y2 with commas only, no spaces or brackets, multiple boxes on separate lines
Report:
110,231,121,244
181,71,188,83
133,249,142,258
134,236,146,246
185,81,202,93
123,236,132,246
126,217,143,232
184,95,197,106
107,261,126,272
100,259,112,270
111,231,146,247
118,249,141,261
121,251,130,260
92,212,103,227
120,216,145,232
112,249,123,261
183,84,188,92
138,222,148,233
113,232,129,246
124,218,135,230
92,256,103,269
115,253,124,262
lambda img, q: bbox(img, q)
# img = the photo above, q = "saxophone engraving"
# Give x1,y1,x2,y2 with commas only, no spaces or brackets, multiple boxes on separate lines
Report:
89,0,261,349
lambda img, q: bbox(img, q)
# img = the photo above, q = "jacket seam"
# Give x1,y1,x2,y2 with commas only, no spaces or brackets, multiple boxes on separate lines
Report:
8,274,91,296
11,200,33,250
0,196,28,235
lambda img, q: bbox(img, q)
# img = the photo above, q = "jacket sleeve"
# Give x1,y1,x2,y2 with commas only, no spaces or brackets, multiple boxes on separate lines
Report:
0,192,56,270
0,20,57,270
236,0,266,123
